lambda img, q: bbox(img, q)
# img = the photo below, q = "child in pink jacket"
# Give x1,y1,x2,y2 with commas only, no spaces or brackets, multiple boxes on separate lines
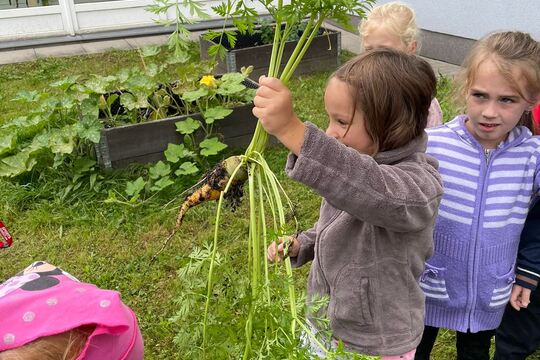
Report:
0,261,143,360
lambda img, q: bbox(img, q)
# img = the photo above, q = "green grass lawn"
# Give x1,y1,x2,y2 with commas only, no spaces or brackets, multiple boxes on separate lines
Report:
1,46,537,359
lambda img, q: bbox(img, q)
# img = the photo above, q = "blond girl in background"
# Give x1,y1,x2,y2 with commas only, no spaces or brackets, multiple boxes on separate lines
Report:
359,1,443,128
416,31,540,360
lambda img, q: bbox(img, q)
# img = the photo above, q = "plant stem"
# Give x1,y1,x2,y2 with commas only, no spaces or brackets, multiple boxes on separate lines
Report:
202,191,225,352
281,17,325,84
279,15,316,81
202,158,248,352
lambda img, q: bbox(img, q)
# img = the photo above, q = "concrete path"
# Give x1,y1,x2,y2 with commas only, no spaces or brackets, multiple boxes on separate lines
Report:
0,25,462,77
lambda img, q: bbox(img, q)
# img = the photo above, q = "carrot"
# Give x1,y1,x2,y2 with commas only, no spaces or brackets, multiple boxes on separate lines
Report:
151,155,247,261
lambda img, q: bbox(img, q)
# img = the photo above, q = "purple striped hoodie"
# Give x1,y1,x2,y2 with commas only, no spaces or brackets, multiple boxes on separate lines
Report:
422,115,540,333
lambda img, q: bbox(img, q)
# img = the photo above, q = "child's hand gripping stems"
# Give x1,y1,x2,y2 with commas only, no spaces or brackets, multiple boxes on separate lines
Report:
267,235,300,262
252,76,306,155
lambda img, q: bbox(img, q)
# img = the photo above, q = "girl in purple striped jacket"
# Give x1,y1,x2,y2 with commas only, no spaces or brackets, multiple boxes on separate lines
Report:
415,31,540,360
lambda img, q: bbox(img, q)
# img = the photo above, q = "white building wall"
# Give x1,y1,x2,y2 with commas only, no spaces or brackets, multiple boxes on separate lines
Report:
0,0,270,41
375,0,540,40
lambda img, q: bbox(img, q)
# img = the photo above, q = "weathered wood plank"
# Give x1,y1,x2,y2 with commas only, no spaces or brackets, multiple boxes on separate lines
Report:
200,26,341,80
96,103,260,169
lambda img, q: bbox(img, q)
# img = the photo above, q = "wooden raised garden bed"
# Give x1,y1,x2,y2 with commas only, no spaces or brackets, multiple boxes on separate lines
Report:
95,78,260,169
199,26,341,80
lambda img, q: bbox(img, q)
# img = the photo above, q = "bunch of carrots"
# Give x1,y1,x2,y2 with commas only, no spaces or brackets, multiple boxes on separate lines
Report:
161,0,375,357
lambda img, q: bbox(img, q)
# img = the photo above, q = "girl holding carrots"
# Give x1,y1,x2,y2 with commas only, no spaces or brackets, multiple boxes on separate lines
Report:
253,48,444,358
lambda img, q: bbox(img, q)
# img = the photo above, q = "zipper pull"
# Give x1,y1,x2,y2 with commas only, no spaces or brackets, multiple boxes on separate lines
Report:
484,148,492,163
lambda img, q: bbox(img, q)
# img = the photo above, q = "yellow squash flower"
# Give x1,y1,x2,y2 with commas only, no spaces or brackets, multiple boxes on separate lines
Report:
199,75,217,88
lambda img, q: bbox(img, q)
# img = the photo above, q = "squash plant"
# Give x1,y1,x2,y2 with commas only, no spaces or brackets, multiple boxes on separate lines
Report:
166,0,376,358
0,47,255,204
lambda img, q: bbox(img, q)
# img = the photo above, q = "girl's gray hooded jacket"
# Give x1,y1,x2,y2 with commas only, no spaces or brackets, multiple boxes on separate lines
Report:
287,123,443,356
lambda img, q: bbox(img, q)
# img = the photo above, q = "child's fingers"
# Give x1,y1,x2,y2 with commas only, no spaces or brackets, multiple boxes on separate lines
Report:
519,288,532,308
510,298,521,311
267,242,283,262
258,76,286,93
277,243,285,260
267,242,277,262
509,285,523,310
267,240,288,262
509,285,531,310
253,91,273,108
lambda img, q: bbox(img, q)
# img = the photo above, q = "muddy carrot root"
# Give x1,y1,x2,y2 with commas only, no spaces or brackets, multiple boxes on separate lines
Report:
151,156,247,262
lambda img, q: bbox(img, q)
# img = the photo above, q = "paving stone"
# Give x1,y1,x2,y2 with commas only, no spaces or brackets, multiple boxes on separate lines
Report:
0,48,36,64
34,43,86,58
125,35,169,49
81,39,132,54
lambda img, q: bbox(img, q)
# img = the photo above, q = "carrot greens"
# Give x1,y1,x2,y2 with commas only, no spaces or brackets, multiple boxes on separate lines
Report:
168,0,375,357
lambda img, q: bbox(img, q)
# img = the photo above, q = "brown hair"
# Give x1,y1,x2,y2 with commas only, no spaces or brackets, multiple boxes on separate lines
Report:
458,31,540,131
332,48,436,153
0,325,93,360
359,2,419,51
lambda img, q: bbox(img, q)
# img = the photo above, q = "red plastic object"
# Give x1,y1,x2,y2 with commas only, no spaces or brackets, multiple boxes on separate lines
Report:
0,221,13,248
533,104,540,135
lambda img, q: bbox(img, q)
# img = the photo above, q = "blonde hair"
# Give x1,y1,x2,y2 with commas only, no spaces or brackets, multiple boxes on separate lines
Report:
359,2,419,50
0,326,93,360
458,31,540,129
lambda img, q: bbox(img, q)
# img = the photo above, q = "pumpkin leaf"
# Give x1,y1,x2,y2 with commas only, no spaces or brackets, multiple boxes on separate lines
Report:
203,106,232,124
149,161,171,179
175,161,199,176
199,137,227,157
175,117,200,135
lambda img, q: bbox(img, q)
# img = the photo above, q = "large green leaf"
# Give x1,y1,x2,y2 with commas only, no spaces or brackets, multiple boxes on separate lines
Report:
175,161,199,176
220,72,245,84
11,90,40,103
139,45,161,57
125,75,155,93
175,117,200,135
73,158,96,176
48,126,77,154
181,88,208,103
29,131,51,152
1,116,28,129
145,63,161,78
0,150,35,177
125,177,146,197
85,75,117,94
75,117,102,144
80,97,99,118
216,82,246,96
199,137,227,157
150,176,175,192
1,115,48,136
121,93,149,110
203,106,233,124
149,161,171,179
0,133,16,156
164,143,192,163
50,75,81,91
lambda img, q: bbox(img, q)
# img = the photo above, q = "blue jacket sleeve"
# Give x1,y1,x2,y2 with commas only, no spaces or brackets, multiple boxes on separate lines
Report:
515,198,540,290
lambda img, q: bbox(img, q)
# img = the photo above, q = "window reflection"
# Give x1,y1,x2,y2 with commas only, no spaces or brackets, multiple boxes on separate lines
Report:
0,0,59,9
